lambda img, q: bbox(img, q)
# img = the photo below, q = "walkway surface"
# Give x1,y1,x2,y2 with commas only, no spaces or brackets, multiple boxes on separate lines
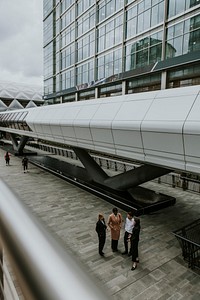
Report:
0,148,200,300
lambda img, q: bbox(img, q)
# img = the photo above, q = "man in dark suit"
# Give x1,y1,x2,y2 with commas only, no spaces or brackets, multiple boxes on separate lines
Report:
96,213,107,256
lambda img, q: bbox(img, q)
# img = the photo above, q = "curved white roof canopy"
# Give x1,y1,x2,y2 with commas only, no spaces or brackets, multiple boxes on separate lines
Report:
1,85,200,175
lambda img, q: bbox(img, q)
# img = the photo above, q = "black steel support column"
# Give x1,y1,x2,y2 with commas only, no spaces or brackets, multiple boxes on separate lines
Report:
72,147,108,183
73,147,171,191
9,133,18,151
10,134,29,155
104,164,171,190
17,136,29,155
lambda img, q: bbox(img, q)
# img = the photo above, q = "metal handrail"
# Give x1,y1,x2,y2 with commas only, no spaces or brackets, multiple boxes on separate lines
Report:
0,180,110,300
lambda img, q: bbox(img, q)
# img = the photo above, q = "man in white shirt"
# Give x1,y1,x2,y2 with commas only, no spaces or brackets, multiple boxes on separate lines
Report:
122,211,134,256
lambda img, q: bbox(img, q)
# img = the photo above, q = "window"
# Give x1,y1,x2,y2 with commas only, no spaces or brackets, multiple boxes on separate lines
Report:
166,15,200,59
168,0,200,18
98,0,124,22
126,0,164,39
127,73,161,93
77,8,95,37
61,68,75,90
97,48,122,79
76,60,94,85
125,31,163,71
77,31,95,61
98,14,123,52
167,64,200,88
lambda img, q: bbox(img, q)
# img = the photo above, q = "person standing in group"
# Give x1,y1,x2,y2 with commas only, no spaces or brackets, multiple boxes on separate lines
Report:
22,156,29,173
96,213,107,257
129,217,140,270
107,207,122,252
122,211,134,256
4,151,10,166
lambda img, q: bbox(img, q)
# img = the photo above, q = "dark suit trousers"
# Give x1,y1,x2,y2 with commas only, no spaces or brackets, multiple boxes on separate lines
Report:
98,234,106,254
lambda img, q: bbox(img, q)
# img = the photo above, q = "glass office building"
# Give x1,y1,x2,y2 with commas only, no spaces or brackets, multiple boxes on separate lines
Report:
43,0,200,104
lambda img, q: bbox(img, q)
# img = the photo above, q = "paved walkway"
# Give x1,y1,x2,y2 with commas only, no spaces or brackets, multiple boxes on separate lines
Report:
1,148,200,300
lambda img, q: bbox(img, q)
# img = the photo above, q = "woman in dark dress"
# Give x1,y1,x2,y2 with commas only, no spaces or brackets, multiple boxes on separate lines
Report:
96,213,107,256
130,217,140,270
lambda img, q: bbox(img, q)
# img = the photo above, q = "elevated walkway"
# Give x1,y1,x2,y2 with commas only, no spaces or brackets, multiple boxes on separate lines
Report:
0,148,200,299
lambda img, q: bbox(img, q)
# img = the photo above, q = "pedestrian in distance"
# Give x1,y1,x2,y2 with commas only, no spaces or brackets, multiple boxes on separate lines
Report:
122,211,134,256
22,156,29,173
107,207,123,252
129,217,140,270
96,213,107,257
4,151,11,166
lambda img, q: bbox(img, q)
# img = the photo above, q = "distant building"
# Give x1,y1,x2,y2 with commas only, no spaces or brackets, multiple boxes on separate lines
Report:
0,81,44,111
43,0,200,104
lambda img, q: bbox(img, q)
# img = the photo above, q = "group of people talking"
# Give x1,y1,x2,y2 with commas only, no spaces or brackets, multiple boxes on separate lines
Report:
96,207,140,271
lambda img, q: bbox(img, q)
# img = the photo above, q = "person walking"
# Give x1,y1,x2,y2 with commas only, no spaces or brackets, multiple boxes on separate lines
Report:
130,217,140,270
96,213,107,256
122,211,134,256
4,151,11,165
107,207,122,252
22,156,29,173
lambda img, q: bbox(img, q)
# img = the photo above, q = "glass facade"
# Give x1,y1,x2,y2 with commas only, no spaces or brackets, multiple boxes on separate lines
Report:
166,14,200,58
43,0,200,103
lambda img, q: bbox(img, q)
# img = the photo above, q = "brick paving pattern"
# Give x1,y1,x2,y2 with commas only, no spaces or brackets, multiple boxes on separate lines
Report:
0,148,200,300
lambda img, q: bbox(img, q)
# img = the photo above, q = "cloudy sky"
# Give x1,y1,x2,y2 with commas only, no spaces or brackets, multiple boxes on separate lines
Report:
0,0,43,86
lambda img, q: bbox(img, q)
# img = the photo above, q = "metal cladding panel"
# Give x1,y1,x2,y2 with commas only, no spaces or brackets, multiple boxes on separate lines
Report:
50,124,62,139
94,142,116,155
141,130,185,167
90,101,122,127
142,131,185,155
182,93,200,173
59,105,82,125
50,109,65,138
142,95,197,125
26,107,44,133
186,158,200,174
32,109,52,136
112,129,143,149
90,102,122,149
40,110,54,136
184,109,200,174
61,125,77,141
141,121,184,133
111,98,154,154
184,134,200,161
40,124,52,139
144,149,186,170
59,105,81,144
140,89,199,170
73,103,101,145
73,102,102,124
115,148,145,162
112,98,154,124
91,127,115,145
75,127,95,149
183,94,200,135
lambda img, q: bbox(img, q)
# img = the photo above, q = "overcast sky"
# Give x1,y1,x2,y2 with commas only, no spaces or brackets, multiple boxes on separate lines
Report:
0,0,43,87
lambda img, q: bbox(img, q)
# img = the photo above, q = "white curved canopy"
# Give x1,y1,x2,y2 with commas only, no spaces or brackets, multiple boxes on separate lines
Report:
1,85,200,174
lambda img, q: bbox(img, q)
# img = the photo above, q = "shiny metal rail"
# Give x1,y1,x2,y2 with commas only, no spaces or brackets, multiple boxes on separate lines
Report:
0,180,110,300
